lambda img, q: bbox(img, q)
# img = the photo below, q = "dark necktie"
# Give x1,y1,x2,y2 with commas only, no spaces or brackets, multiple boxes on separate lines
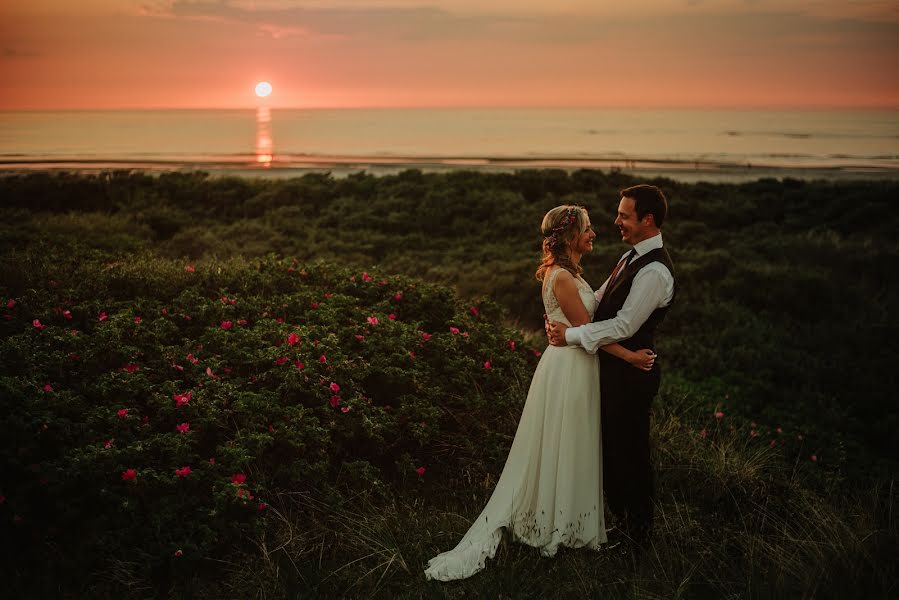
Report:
608,248,638,290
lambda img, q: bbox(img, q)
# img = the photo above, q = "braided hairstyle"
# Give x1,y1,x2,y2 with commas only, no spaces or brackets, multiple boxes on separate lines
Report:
535,205,588,282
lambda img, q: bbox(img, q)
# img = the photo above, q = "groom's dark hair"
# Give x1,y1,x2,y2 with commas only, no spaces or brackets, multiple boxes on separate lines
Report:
621,184,667,228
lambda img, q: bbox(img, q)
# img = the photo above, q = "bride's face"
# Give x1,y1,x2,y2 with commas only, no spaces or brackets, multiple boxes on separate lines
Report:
571,217,596,255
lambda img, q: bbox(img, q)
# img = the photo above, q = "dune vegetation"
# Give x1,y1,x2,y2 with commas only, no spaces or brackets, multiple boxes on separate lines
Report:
0,170,895,598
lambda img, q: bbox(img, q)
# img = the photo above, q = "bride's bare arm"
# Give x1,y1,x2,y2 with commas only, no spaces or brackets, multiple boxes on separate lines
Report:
552,270,591,326
600,344,656,371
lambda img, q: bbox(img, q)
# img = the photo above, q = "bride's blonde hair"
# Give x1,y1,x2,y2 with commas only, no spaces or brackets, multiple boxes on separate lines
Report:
535,205,588,282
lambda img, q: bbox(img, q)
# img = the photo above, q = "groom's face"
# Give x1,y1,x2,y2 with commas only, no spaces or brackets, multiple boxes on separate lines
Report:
614,196,646,245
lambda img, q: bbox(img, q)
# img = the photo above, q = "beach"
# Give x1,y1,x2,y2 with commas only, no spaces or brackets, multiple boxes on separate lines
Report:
2,108,897,183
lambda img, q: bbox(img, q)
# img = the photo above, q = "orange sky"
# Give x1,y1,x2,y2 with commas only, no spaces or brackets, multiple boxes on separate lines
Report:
1,0,897,109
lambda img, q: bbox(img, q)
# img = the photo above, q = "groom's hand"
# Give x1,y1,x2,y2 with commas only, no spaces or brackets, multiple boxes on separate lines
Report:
546,320,568,347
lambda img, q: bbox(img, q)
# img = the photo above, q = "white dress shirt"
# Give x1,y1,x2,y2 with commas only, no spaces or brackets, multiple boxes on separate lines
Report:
564,233,674,354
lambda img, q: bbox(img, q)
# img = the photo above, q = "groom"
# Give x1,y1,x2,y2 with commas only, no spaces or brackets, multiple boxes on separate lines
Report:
547,184,676,547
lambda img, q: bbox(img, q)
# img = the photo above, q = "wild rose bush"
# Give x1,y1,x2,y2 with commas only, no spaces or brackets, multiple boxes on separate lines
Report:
0,247,540,586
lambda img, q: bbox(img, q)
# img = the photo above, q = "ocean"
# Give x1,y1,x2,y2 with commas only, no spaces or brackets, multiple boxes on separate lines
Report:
1,108,897,182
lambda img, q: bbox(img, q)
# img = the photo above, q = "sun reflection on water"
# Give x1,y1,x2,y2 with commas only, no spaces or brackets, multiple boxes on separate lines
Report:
255,106,273,167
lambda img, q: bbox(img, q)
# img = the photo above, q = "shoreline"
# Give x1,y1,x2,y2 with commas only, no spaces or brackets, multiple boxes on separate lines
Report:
2,154,898,183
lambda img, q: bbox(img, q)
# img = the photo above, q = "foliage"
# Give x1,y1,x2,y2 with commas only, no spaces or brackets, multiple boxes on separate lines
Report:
0,169,896,597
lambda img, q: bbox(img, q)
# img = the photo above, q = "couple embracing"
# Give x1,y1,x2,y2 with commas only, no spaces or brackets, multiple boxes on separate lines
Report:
424,185,676,581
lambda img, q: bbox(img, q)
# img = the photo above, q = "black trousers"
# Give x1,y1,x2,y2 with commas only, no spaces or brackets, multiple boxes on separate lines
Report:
600,358,660,542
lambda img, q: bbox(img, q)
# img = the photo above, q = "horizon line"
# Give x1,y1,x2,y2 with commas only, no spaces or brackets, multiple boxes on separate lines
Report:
3,104,899,112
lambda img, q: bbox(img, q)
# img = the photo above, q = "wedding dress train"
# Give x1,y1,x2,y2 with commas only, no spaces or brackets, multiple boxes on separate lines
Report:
424,268,605,581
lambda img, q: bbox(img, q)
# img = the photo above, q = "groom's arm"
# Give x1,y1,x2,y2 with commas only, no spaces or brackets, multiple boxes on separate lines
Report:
564,264,672,354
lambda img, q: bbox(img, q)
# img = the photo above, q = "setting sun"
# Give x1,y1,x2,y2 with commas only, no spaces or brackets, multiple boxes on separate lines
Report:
255,81,272,98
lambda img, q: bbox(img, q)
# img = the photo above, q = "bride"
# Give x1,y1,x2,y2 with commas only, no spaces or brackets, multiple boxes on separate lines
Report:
424,205,657,581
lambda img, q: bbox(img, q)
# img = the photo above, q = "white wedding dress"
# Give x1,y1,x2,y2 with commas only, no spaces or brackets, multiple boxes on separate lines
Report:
424,267,606,581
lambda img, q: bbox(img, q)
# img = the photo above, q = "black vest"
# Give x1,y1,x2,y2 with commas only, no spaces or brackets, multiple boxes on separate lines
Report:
594,246,676,366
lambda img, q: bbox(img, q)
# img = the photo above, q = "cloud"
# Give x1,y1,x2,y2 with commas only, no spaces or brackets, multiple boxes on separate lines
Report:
2,47,40,59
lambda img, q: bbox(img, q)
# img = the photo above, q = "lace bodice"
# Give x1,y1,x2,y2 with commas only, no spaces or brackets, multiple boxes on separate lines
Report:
542,268,597,326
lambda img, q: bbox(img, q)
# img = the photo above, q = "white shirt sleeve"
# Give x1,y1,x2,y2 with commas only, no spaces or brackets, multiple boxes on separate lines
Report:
565,263,673,354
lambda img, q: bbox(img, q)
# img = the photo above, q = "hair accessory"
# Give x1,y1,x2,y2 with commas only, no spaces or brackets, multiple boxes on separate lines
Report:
545,207,580,249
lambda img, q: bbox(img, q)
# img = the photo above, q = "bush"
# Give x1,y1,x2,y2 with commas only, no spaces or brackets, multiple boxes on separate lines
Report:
0,250,540,592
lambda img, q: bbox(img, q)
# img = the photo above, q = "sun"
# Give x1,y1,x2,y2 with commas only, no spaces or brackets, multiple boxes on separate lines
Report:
255,81,273,98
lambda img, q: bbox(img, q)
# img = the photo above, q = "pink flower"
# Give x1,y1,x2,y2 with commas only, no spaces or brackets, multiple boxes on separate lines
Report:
714,411,725,419
186,353,199,364
183,315,192,321
184,265,195,273
275,356,289,365
294,361,305,370
206,366,218,379
287,332,300,346
63,310,72,320
329,382,341,393
507,339,516,351
388,313,396,320
340,406,351,413
355,334,365,341
174,392,191,407
238,319,248,326
532,349,542,357
409,351,415,359
310,302,319,309
221,321,233,330
750,429,758,438
176,422,190,433
810,454,818,462
123,363,139,374
6,299,14,309
162,308,168,316
117,408,129,419
379,279,387,286
33,319,46,330
769,439,777,448
104,439,114,449
172,363,184,372
319,354,327,363
121,469,137,481
699,429,708,439
223,367,232,375
42,384,53,392
449,327,460,334
174,549,183,557
209,457,215,465
461,332,469,338
329,395,340,408
231,473,246,485
258,502,267,510
362,272,372,282
416,467,426,477
421,332,432,341
394,293,403,301
776,427,783,434
98,312,107,322
470,306,480,317
483,361,492,369
324,292,334,298
276,317,284,323
175,466,191,477
367,316,379,326
134,316,142,324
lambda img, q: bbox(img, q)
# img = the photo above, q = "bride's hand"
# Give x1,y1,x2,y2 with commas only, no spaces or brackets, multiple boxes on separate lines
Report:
629,349,656,371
